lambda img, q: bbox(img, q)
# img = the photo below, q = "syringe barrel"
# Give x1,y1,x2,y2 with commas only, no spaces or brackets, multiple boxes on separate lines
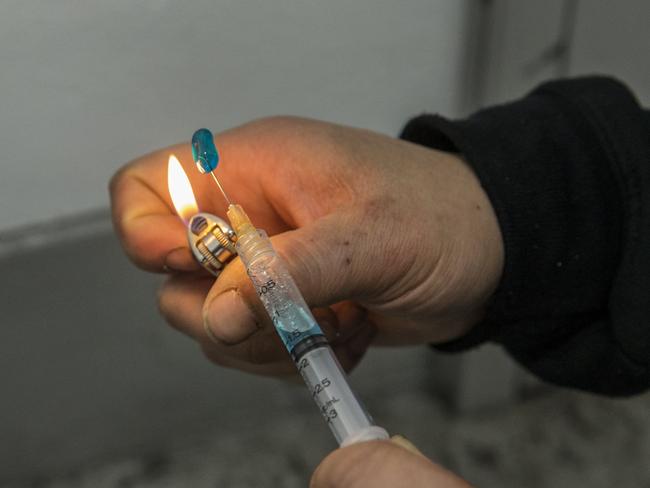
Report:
235,229,388,445
298,341,388,445
235,229,323,352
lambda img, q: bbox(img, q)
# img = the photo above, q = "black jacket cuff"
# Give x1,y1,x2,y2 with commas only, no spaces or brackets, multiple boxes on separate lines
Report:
400,77,650,395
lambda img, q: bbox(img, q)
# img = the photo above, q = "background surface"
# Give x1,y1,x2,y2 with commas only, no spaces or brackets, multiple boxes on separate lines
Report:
0,0,469,232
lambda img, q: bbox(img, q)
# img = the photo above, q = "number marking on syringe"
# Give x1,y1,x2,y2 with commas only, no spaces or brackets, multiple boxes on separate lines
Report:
321,399,339,423
298,358,309,372
257,279,277,296
311,377,332,398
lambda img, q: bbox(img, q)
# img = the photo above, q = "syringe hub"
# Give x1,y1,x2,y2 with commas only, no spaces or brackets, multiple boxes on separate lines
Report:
227,204,256,236
227,205,275,267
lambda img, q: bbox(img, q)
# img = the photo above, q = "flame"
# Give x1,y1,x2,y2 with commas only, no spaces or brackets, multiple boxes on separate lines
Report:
167,154,198,222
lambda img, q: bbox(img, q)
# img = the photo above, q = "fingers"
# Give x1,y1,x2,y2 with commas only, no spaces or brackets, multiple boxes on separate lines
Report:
203,211,381,340
329,302,377,370
195,213,383,370
157,273,294,375
310,440,473,488
109,144,206,272
158,271,374,375
110,119,326,273
108,137,271,273
157,273,213,339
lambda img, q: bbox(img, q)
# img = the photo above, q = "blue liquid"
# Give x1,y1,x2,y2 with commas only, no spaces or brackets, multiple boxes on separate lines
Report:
191,128,219,173
273,308,324,353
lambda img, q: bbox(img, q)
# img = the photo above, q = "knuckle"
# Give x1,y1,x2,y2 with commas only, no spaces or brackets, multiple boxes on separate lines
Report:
245,334,274,365
108,164,131,197
156,286,174,321
249,115,305,130
240,116,320,150
201,346,230,367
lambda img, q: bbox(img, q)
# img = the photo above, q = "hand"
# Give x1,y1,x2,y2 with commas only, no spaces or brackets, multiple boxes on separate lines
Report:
110,116,503,375
310,438,473,488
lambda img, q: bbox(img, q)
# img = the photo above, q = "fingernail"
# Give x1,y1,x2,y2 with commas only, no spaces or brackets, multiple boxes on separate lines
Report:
345,323,376,358
391,435,424,456
203,290,258,344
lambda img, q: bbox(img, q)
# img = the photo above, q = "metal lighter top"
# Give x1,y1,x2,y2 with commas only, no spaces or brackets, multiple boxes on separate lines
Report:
187,212,237,276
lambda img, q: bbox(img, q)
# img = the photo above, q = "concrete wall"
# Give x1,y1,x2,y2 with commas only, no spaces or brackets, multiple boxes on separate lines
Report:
0,0,470,232
570,0,650,104
472,0,650,107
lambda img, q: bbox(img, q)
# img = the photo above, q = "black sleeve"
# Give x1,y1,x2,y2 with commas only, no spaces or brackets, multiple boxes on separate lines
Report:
400,76,650,396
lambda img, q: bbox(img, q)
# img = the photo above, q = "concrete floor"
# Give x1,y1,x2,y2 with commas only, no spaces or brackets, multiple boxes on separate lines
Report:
5,388,649,488
2,214,649,487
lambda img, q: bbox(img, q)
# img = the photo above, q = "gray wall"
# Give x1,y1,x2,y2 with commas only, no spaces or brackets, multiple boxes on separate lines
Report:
570,0,650,103
473,0,650,107
0,0,470,232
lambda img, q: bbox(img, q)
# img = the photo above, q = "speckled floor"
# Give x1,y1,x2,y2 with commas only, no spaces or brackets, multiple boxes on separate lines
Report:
9,388,649,488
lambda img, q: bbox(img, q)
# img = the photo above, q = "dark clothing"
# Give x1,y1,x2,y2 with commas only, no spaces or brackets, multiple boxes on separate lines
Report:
401,77,650,396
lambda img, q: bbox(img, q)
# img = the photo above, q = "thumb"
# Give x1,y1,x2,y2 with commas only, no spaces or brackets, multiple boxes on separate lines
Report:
202,212,380,346
310,439,473,488
269,211,374,306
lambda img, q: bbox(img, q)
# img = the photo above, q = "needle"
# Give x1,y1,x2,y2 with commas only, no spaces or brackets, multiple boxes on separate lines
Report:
210,171,231,205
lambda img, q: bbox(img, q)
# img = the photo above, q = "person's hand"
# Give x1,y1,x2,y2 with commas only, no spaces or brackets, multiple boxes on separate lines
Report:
110,116,503,375
310,438,473,487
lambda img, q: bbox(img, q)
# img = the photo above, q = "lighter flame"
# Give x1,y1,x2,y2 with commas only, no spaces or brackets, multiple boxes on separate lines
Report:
167,154,198,222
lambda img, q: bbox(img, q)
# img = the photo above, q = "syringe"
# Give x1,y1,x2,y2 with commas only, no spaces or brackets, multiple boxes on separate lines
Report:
227,204,388,445
190,129,389,446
